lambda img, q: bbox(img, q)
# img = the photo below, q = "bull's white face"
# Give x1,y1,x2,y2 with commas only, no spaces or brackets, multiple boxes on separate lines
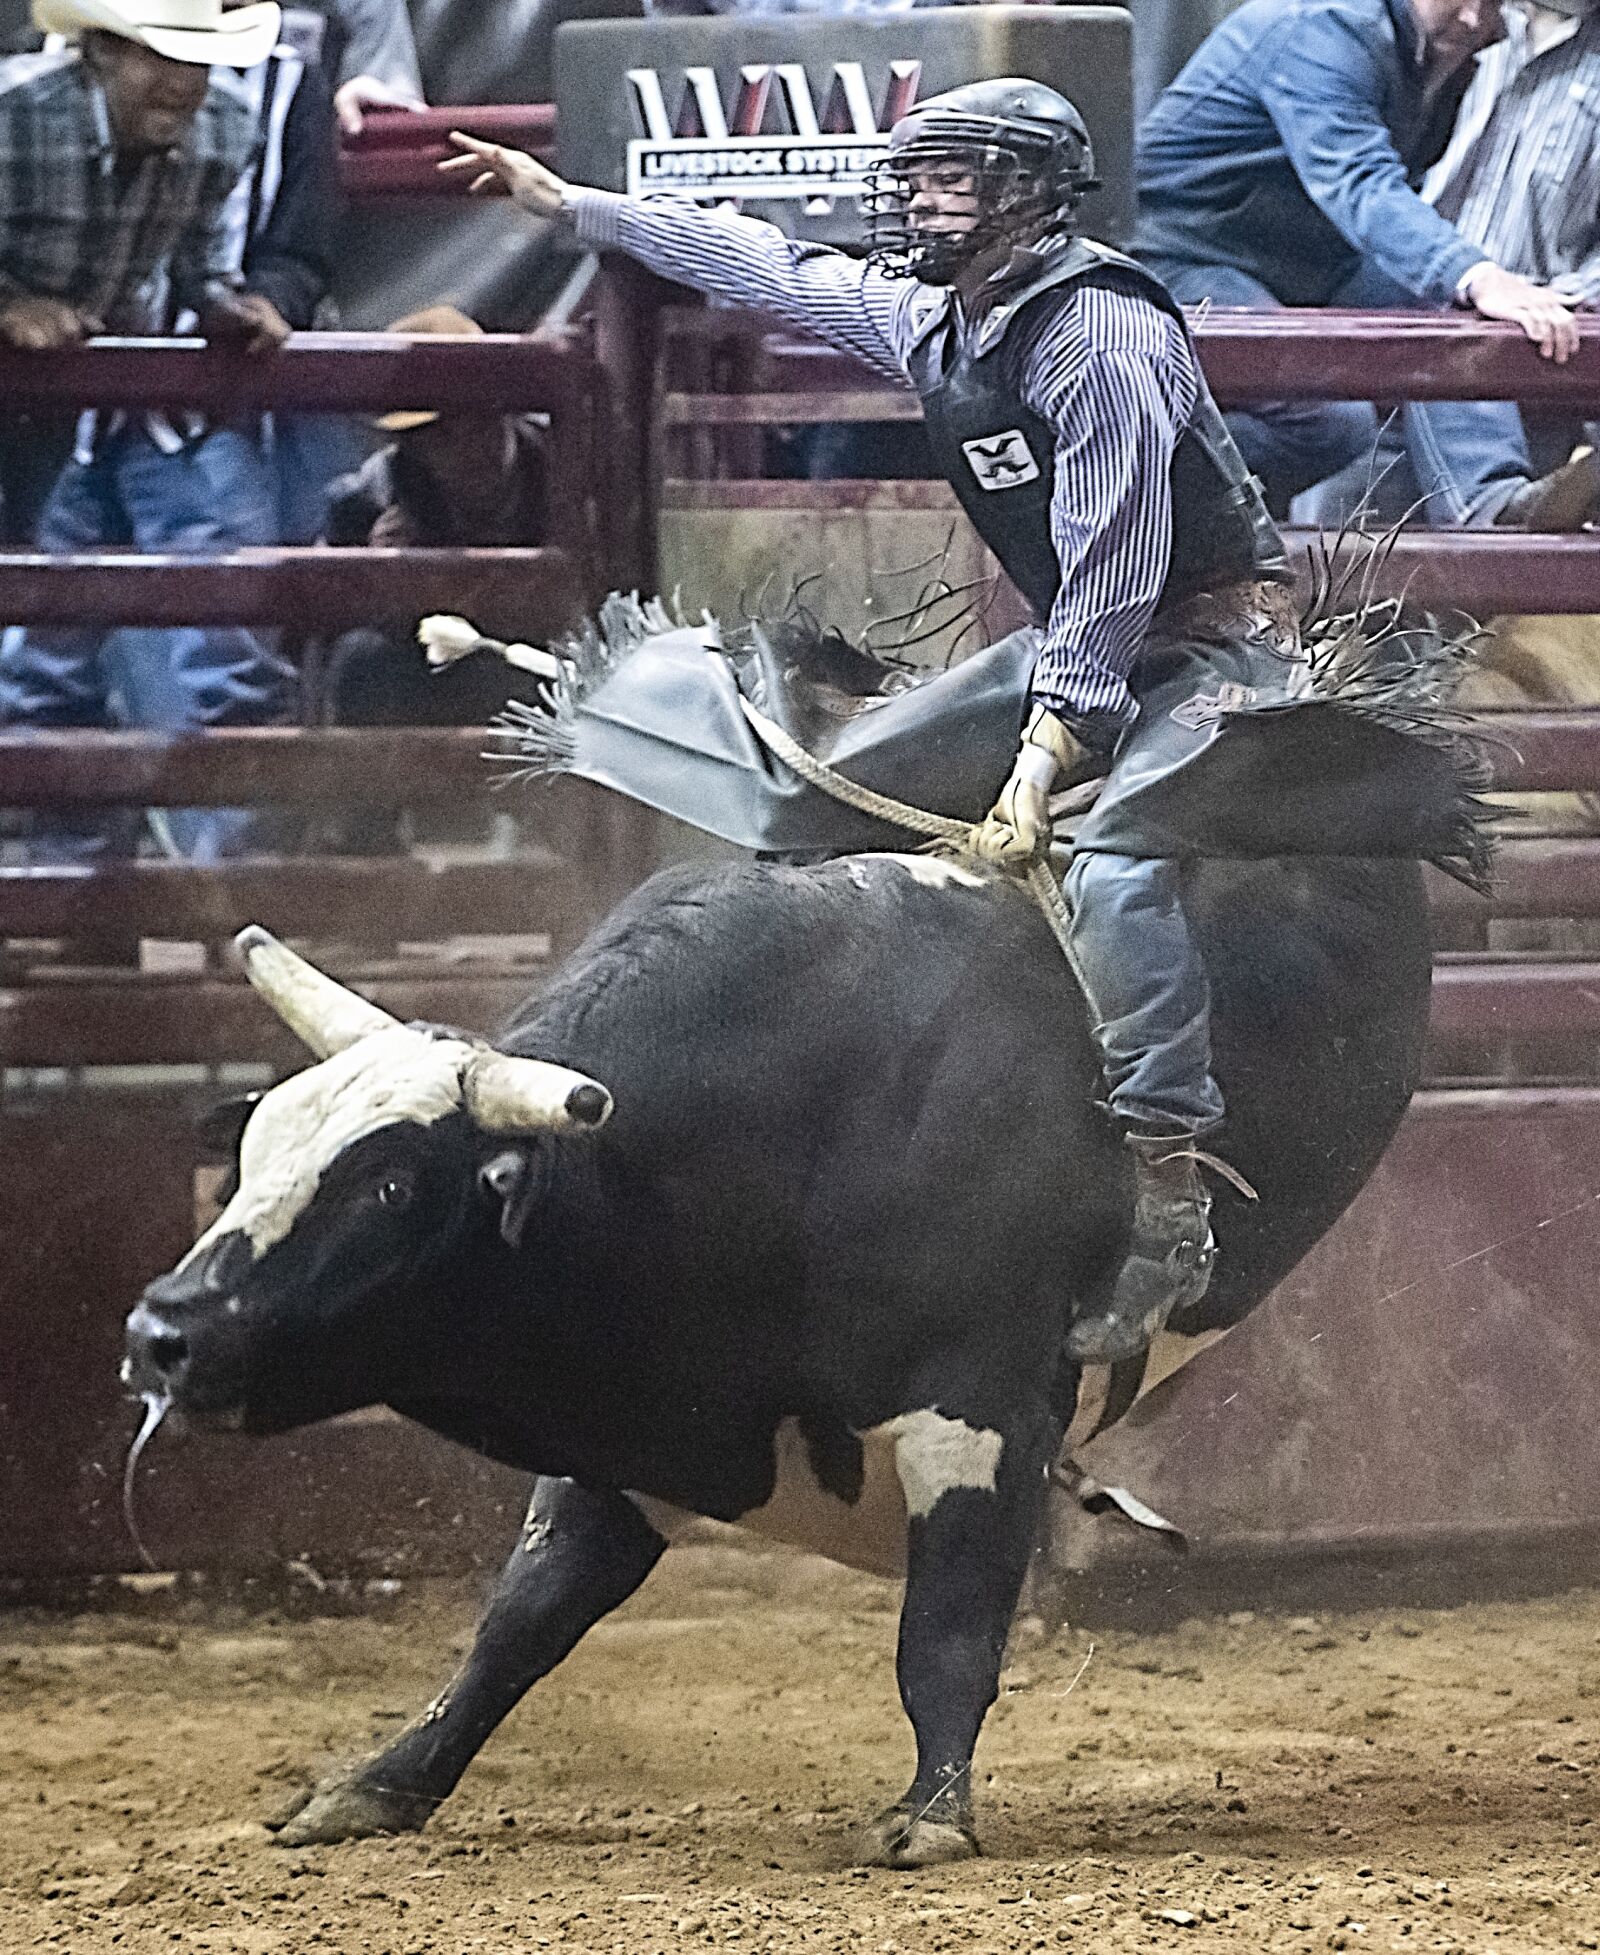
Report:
123,928,614,1433
182,1030,482,1269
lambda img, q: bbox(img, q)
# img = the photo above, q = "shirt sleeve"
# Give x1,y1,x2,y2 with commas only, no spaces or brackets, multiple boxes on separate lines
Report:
332,0,423,94
567,186,929,382
1256,9,1484,304
0,81,42,305
1551,242,1600,308
243,59,340,329
170,117,253,314
1019,288,1197,742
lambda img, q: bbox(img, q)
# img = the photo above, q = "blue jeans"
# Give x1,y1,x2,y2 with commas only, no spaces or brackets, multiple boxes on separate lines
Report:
1150,257,1537,524
1064,850,1225,1137
0,425,297,863
1299,409,1587,531
261,411,364,545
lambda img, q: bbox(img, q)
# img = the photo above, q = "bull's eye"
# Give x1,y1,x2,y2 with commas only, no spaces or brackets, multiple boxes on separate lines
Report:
376,1173,414,1209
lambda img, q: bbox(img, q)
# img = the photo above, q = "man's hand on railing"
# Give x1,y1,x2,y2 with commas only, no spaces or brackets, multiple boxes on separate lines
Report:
0,295,102,351
1462,264,1580,364
439,133,568,217
335,73,427,139
197,292,292,358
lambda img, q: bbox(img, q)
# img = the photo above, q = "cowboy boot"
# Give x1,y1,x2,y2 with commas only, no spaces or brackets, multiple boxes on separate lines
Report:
1066,1133,1235,1366
1493,450,1600,532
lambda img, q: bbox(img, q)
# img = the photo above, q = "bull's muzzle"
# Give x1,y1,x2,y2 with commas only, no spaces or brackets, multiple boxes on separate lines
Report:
124,1300,191,1399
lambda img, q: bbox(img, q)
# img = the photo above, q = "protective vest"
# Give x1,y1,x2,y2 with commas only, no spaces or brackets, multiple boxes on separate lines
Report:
904,235,1289,620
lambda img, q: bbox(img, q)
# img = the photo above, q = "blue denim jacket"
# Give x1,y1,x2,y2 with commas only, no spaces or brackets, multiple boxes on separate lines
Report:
1134,0,1483,306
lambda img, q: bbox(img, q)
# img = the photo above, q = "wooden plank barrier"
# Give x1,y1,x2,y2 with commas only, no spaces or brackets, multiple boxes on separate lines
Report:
0,727,495,806
0,973,545,1070
0,733,657,1068
0,331,590,415
0,548,583,629
0,853,567,941
340,104,558,199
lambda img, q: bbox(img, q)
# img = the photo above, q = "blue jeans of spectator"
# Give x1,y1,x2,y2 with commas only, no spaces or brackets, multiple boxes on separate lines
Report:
261,411,365,545
1150,257,1536,524
1299,408,1587,531
0,424,296,864
1064,849,1225,1137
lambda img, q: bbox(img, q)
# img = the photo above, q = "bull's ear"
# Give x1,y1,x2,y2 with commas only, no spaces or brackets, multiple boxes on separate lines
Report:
479,1148,540,1249
195,1092,264,1164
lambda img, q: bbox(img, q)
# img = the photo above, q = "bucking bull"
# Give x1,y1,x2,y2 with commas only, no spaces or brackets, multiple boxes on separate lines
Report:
122,614,1481,1864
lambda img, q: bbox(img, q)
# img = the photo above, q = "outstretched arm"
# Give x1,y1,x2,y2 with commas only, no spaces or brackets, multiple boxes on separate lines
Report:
441,134,928,383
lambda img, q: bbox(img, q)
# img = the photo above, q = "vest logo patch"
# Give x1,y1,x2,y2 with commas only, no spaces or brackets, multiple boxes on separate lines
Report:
960,430,1041,491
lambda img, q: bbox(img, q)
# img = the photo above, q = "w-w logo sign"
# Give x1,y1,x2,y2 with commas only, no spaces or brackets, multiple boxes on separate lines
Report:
624,60,921,206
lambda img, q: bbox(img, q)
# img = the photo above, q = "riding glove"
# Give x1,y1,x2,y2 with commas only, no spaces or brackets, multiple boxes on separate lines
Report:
969,705,1105,862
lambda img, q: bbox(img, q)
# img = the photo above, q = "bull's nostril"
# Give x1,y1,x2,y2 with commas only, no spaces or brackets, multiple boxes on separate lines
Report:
147,1330,189,1376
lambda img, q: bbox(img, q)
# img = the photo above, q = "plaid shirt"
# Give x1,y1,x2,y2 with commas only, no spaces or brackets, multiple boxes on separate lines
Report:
0,48,256,331
1423,3,1600,304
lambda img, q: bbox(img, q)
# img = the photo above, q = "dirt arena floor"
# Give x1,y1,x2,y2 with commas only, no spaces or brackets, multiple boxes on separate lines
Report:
5,1548,1600,1954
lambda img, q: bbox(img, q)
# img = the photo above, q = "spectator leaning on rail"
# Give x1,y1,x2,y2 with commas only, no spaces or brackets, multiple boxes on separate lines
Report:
1308,0,1600,526
0,0,295,867
91,0,341,860
1135,0,1600,530
321,303,550,734
441,92,1303,1367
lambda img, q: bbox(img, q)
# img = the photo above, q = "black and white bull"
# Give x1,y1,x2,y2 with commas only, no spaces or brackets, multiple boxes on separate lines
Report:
124,845,1431,1866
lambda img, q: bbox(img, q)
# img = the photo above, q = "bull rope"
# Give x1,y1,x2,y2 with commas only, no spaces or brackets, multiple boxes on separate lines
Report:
733,694,1082,970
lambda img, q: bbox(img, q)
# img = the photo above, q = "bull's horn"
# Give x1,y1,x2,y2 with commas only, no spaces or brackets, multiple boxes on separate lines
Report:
234,926,401,1058
462,1050,614,1134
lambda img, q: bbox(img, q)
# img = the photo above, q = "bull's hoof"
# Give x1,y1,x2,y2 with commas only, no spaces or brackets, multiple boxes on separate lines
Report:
271,1777,435,1847
854,1807,978,1869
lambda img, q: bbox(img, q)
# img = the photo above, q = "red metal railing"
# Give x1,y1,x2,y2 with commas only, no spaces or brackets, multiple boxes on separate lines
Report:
1,305,1599,1084
339,103,557,199
0,331,613,605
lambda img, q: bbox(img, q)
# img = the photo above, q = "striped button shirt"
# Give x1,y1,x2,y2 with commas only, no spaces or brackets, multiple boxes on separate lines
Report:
0,48,257,332
1423,2,1600,301
569,188,1199,736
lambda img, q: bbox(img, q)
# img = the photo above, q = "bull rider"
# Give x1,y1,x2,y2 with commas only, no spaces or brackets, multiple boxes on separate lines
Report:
441,82,1323,1367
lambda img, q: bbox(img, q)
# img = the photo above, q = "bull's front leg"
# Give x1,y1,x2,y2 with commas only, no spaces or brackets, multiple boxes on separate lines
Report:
273,1478,665,1846
857,1400,1060,1870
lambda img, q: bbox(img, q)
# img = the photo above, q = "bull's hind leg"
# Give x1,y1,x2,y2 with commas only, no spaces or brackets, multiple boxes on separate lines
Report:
273,1479,664,1846
856,1403,1059,1870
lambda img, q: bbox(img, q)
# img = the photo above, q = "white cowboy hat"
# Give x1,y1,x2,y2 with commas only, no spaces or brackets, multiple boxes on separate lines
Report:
33,0,282,67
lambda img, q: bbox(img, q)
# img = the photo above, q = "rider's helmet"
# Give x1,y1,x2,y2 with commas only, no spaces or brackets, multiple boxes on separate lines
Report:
864,78,1100,283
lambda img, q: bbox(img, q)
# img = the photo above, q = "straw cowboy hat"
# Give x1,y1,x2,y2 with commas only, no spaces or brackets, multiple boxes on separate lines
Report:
32,0,283,67
376,305,484,432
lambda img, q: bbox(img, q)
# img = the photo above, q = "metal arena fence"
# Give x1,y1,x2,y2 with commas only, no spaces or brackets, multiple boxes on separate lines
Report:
4,135,1600,1584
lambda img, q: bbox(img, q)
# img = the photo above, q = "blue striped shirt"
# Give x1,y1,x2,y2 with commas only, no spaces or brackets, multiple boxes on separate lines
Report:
569,188,1198,734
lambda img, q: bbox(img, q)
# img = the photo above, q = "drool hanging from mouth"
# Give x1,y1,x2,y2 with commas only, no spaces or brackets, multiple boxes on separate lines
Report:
121,1389,170,1573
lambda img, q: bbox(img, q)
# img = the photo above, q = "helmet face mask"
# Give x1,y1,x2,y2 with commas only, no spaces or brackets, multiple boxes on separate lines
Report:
864,81,1099,283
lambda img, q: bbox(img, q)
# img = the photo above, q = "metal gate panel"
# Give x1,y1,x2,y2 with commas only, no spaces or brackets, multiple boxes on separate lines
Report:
1075,1090,1600,1556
